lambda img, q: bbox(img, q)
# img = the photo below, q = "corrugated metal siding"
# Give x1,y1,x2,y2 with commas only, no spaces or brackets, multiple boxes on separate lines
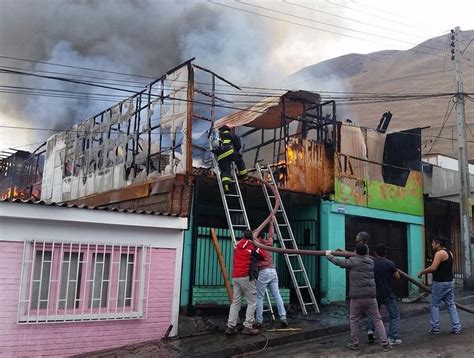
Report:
0,198,177,216
383,128,422,186
283,138,334,195
193,224,320,295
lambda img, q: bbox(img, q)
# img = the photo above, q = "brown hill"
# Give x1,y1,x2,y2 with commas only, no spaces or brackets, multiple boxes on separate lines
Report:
287,30,474,159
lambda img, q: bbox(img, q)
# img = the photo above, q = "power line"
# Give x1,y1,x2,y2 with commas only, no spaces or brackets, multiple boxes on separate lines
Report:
324,0,442,35
0,141,47,152
0,84,130,99
462,38,474,55
0,85,459,110
0,124,185,135
3,53,465,98
237,0,441,51
0,55,156,80
2,66,461,104
282,0,437,43
0,89,122,103
3,110,473,145
0,64,148,87
427,98,456,153
209,1,446,59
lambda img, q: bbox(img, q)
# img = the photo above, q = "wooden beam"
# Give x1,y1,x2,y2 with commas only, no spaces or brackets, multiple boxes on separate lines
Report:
210,228,233,303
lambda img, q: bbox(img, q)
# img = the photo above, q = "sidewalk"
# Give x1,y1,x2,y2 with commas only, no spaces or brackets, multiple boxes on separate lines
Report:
79,292,474,358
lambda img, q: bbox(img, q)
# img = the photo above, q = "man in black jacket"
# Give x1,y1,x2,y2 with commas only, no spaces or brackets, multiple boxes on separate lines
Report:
326,243,391,351
213,125,247,192
367,243,402,345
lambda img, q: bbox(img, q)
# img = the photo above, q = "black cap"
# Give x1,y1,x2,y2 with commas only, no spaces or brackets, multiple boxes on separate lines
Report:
355,231,370,244
433,235,449,246
219,125,230,131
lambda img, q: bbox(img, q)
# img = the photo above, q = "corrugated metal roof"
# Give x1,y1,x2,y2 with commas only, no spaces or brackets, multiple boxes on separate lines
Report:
0,198,178,217
214,90,320,130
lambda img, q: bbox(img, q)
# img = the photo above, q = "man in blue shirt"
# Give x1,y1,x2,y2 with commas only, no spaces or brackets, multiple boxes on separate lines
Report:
367,243,402,345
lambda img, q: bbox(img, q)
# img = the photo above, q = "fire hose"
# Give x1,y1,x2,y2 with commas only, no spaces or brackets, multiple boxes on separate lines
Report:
249,175,474,314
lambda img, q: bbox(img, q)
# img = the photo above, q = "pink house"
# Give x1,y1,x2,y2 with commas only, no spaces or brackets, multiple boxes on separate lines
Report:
0,198,187,357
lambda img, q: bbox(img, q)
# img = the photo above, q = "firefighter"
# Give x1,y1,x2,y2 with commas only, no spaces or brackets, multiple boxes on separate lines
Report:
213,125,247,192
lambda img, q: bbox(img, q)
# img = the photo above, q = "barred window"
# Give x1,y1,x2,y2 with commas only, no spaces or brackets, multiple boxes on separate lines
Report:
18,241,151,324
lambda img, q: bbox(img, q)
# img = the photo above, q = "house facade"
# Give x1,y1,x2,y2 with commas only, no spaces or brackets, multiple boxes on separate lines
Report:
0,199,187,357
13,59,427,315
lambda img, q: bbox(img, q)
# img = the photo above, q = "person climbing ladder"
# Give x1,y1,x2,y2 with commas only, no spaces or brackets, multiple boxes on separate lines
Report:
211,125,247,192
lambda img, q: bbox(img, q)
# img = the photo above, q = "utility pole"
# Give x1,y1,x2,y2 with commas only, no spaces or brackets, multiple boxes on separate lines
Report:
451,26,474,288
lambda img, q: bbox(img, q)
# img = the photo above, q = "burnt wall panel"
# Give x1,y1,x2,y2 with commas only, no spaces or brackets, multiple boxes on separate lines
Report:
383,128,422,186
283,138,334,195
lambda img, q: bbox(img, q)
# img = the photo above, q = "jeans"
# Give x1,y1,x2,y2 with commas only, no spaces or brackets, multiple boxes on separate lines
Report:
430,281,461,332
350,298,388,345
255,268,286,323
227,276,257,329
367,297,400,339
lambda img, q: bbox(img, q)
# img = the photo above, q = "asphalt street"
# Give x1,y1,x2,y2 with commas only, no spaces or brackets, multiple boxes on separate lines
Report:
246,307,474,357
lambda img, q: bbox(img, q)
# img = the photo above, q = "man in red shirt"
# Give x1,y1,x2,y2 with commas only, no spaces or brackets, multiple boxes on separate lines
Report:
226,229,268,335
253,223,288,328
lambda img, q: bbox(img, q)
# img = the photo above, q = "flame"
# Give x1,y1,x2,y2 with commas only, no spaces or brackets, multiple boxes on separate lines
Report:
1,186,41,200
287,145,296,163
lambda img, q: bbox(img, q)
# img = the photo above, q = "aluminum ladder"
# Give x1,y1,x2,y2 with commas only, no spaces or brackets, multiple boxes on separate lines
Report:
256,163,320,314
209,142,275,321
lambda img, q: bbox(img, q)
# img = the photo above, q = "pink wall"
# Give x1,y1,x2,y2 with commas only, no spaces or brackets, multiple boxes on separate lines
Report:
0,242,176,357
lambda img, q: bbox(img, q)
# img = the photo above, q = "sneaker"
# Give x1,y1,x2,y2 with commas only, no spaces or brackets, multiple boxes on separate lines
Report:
242,327,260,335
452,330,461,335
253,322,263,329
346,342,359,350
382,344,393,351
225,326,237,335
367,331,375,344
429,329,441,335
280,319,289,328
388,338,402,345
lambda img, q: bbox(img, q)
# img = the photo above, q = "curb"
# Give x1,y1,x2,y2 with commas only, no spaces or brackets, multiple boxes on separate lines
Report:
184,295,474,357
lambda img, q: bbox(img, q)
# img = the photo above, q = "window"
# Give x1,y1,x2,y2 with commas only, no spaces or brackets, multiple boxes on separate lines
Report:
31,251,52,309
18,241,151,324
59,252,82,309
90,253,110,309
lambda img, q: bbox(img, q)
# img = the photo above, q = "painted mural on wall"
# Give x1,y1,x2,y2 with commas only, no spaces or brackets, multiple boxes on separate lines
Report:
334,124,423,216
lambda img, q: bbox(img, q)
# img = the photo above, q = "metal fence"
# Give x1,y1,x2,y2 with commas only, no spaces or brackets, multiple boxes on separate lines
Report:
193,221,319,292
18,240,151,324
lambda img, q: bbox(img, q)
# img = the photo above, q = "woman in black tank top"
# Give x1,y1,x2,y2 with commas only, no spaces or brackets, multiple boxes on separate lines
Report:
417,236,461,334
432,249,453,282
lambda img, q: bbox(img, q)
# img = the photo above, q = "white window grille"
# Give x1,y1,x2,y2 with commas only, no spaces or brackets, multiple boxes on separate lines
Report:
18,240,151,324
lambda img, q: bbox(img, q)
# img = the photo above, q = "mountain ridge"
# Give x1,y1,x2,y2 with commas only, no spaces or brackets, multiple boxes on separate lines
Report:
286,30,474,158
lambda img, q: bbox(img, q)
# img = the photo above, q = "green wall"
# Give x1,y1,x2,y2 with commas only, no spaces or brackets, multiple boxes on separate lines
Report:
193,286,290,306
335,171,424,216
180,190,194,307
320,201,346,303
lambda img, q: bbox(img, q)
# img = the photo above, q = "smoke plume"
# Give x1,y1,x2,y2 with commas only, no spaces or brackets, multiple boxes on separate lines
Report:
0,0,349,151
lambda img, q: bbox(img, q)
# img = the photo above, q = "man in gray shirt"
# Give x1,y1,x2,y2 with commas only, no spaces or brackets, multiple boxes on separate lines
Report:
326,243,391,351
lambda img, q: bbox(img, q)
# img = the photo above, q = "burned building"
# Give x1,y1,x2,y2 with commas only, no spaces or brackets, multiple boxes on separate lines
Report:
38,59,424,308
0,148,44,200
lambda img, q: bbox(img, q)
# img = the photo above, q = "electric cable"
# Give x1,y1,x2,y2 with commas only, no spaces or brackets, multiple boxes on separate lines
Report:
208,1,446,59
237,0,446,53
282,0,440,43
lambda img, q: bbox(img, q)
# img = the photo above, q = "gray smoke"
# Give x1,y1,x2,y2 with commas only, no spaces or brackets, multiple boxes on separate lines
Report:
0,0,348,151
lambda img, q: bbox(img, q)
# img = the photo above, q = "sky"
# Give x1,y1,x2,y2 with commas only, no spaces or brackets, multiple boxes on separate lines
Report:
0,0,473,152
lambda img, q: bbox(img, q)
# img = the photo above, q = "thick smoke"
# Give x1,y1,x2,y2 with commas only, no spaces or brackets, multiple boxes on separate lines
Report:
0,0,348,151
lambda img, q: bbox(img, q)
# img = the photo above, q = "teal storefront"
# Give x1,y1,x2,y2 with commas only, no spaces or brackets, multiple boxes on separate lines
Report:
320,201,424,303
